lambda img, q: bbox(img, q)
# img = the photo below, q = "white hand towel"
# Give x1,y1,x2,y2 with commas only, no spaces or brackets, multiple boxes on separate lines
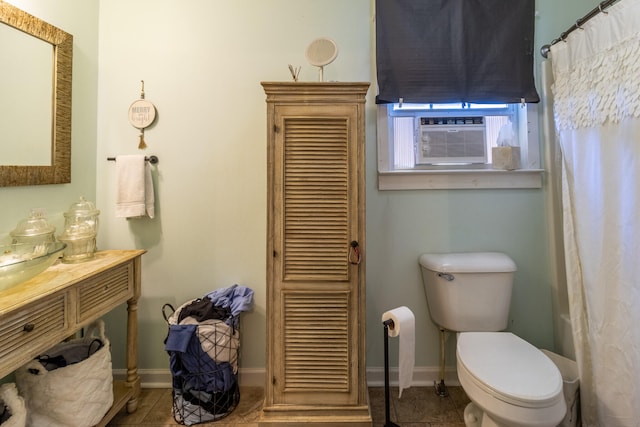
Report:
115,155,155,219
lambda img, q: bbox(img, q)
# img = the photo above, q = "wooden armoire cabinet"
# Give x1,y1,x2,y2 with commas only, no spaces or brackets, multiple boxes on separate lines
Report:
259,82,371,426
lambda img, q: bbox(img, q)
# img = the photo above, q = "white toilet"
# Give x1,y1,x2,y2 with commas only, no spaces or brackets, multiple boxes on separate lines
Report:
419,252,566,427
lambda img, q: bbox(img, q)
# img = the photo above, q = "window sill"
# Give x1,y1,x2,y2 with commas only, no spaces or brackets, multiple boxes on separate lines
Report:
377,168,544,190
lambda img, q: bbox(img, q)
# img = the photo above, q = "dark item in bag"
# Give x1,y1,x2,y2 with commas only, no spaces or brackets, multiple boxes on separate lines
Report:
31,339,104,372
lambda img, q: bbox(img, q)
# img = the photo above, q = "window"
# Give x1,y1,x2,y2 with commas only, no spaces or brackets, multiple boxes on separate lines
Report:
374,0,542,190
376,102,542,190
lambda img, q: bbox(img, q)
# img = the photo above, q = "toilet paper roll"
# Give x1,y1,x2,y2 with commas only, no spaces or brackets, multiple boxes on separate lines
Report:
382,306,415,398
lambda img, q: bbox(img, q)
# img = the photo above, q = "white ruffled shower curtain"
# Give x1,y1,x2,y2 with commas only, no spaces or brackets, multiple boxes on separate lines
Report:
549,0,640,425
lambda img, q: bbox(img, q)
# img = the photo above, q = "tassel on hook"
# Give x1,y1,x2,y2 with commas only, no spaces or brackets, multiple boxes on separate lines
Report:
138,130,147,149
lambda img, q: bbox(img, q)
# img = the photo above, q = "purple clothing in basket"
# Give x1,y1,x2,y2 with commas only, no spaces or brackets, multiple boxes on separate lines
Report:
205,284,254,326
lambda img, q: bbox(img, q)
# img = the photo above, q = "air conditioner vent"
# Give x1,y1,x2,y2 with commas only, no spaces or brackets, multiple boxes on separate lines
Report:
417,117,486,164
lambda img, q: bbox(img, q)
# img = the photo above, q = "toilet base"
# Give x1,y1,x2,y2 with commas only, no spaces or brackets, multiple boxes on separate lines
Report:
464,403,502,427
464,402,482,427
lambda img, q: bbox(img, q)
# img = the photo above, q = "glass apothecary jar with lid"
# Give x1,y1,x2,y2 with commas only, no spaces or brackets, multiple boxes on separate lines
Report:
58,219,96,263
10,208,56,246
64,196,100,235
58,197,100,263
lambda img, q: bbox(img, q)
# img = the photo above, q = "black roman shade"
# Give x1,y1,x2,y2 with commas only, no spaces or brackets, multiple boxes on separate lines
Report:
376,0,540,104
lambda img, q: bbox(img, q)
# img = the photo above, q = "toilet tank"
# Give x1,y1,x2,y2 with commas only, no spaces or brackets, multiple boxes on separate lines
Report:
419,252,517,332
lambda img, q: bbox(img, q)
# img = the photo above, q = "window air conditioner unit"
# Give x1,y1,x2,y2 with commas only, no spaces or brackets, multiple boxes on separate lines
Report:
416,117,486,164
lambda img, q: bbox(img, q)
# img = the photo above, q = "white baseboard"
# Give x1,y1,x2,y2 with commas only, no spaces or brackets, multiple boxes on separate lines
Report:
366,366,460,387
112,369,172,389
114,366,460,389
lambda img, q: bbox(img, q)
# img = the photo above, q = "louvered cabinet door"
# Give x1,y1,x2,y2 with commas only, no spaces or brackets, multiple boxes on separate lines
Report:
261,82,370,425
272,104,360,405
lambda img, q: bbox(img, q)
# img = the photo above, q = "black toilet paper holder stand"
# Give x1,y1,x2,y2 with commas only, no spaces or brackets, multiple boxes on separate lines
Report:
383,318,400,427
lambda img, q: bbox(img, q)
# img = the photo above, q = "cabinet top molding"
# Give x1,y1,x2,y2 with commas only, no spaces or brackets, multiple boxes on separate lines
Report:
261,81,370,101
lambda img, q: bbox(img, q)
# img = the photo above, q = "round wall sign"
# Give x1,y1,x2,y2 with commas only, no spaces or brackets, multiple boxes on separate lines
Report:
128,99,156,129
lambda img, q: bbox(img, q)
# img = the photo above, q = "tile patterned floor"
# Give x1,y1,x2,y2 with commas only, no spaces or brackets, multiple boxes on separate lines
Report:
107,385,470,426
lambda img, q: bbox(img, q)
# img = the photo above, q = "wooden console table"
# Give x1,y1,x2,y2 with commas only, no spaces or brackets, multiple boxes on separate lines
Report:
0,249,145,426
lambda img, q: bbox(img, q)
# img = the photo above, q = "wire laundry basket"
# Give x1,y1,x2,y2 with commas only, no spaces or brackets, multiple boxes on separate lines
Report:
163,300,241,425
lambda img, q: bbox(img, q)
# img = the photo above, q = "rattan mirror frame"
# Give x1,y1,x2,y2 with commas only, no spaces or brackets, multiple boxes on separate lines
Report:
0,1,72,186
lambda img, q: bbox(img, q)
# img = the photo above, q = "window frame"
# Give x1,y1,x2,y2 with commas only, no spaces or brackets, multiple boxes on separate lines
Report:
376,103,543,190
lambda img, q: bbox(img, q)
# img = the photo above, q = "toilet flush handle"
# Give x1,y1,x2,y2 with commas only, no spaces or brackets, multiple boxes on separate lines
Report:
437,272,455,281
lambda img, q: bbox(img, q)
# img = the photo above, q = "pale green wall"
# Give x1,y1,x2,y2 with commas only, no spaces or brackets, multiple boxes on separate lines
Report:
94,0,373,371
0,0,602,376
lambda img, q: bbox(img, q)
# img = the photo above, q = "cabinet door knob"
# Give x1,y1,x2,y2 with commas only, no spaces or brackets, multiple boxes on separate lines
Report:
23,323,35,332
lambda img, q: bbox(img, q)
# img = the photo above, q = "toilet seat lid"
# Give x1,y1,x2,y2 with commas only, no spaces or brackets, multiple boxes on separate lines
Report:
457,332,563,407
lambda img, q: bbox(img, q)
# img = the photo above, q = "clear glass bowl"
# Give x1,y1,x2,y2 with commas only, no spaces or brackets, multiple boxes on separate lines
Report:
0,242,66,291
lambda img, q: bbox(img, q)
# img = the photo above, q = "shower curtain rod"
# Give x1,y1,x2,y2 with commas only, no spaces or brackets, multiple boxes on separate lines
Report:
540,0,621,58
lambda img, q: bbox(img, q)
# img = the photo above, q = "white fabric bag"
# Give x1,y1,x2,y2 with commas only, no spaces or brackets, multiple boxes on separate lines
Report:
0,383,26,427
15,321,113,427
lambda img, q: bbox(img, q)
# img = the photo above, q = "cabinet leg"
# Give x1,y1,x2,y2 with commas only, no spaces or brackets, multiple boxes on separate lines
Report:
125,260,141,414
